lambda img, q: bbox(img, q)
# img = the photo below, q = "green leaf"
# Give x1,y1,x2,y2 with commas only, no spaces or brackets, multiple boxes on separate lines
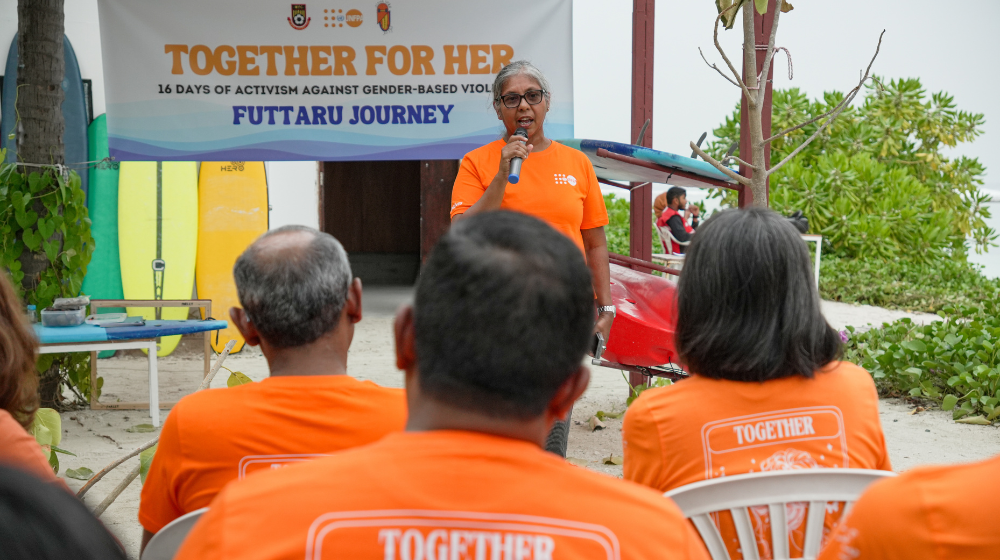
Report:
227,371,255,387
37,217,55,240
14,208,37,229
50,445,76,457
139,444,158,484
22,228,41,251
754,0,768,14
902,340,928,352
955,415,992,425
65,467,94,480
595,410,624,421
942,394,959,410
43,239,59,263
126,423,157,433
30,408,62,455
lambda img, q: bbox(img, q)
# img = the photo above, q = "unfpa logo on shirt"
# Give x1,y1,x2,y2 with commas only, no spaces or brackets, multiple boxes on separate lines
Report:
554,173,577,186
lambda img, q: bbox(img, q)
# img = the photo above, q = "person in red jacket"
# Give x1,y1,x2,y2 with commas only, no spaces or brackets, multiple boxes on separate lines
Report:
656,187,700,254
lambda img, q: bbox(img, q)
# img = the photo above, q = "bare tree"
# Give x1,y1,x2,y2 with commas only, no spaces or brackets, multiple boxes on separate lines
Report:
691,0,884,207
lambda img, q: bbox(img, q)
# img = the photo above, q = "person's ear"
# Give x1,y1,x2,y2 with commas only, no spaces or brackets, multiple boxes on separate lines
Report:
394,304,417,372
230,307,262,347
344,277,363,325
494,102,503,121
548,366,590,421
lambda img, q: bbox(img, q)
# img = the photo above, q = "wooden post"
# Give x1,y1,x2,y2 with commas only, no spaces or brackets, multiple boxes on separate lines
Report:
737,0,776,208
419,160,459,262
628,0,655,391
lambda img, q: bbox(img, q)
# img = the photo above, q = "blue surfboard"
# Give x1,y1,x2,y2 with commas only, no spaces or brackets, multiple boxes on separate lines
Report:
1,34,89,199
559,139,737,190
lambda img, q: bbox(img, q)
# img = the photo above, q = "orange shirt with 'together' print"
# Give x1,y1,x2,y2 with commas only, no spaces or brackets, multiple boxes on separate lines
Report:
176,430,711,560
623,361,892,560
139,375,406,534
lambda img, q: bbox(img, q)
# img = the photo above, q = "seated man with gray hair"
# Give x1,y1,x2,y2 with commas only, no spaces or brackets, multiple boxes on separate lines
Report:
138,225,407,552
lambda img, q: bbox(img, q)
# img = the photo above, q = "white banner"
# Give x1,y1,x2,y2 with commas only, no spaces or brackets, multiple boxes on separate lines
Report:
96,0,574,161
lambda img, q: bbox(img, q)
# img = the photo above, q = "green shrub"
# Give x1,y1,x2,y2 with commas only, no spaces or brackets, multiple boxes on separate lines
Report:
707,79,995,260
604,194,662,256
844,293,1000,423
604,194,630,255
820,256,1000,313
0,163,95,405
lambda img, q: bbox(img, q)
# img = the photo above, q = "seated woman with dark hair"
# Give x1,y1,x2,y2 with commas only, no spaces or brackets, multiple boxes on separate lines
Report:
622,208,891,560
0,271,66,487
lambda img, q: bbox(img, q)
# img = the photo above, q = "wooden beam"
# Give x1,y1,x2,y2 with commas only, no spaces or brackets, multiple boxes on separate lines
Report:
738,0,776,208
630,0,655,264
419,160,459,262
628,0,655,392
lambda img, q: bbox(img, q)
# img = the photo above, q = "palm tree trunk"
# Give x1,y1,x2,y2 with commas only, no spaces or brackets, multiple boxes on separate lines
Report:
17,0,66,407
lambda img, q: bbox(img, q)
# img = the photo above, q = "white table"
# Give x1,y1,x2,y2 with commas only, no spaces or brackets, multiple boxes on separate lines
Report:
38,339,163,426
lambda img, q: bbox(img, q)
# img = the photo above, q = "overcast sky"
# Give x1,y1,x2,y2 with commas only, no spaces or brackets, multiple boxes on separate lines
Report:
573,0,1000,192
1,0,996,191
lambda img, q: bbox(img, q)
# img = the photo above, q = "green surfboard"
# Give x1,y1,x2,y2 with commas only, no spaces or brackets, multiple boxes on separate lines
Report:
81,114,124,358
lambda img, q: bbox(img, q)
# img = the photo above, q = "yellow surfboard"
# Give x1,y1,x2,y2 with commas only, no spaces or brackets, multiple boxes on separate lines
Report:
196,162,268,353
118,162,199,356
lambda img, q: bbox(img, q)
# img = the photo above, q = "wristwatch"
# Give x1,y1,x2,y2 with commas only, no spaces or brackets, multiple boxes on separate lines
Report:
597,305,616,318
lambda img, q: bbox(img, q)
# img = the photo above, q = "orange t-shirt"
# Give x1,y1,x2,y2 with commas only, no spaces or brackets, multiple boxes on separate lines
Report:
450,140,609,253
0,409,62,485
818,454,1000,560
176,430,712,560
623,361,891,560
139,375,406,534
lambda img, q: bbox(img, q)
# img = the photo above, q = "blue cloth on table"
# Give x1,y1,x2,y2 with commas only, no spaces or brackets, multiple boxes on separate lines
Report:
33,324,108,344
104,320,227,340
33,320,227,344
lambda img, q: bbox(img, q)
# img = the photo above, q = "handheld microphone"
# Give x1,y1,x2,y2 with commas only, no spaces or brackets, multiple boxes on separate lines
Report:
507,127,528,184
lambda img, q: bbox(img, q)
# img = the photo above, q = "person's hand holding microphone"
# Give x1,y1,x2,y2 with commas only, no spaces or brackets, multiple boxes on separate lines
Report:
499,127,531,184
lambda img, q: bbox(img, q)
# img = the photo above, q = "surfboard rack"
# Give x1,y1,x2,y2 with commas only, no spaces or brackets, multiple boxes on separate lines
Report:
88,299,213,411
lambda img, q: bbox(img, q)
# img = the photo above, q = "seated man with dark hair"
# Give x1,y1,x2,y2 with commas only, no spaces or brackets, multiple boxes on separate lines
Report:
177,212,710,560
655,186,699,254
139,226,406,551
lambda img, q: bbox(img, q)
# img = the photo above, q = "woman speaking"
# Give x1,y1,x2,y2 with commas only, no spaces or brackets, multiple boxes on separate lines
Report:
450,61,614,350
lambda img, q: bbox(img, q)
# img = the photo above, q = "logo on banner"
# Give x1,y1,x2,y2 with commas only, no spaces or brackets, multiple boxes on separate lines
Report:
288,4,311,30
376,2,391,33
346,9,363,27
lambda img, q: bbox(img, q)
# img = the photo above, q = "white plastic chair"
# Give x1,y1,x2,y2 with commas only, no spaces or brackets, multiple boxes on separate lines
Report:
653,225,687,276
140,507,208,560
655,224,690,255
664,469,895,560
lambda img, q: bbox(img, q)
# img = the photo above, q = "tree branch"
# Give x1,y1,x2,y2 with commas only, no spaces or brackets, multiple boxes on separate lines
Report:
92,464,139,518
76,437,157,498
699,47,740,87
755,0,783,107
764,106,840,144
691,142,751,185
76,339,237,499
713,3,754,103
724,156,752,168
767,30,886,177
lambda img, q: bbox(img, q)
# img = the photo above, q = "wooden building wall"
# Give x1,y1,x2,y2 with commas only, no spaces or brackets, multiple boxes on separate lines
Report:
321,160,457,284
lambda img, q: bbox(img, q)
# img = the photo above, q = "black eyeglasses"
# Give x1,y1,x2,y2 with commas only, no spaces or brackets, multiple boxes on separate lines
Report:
496,89,546,109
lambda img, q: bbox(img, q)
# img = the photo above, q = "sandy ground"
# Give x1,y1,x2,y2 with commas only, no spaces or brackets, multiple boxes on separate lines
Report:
54,289,991,559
